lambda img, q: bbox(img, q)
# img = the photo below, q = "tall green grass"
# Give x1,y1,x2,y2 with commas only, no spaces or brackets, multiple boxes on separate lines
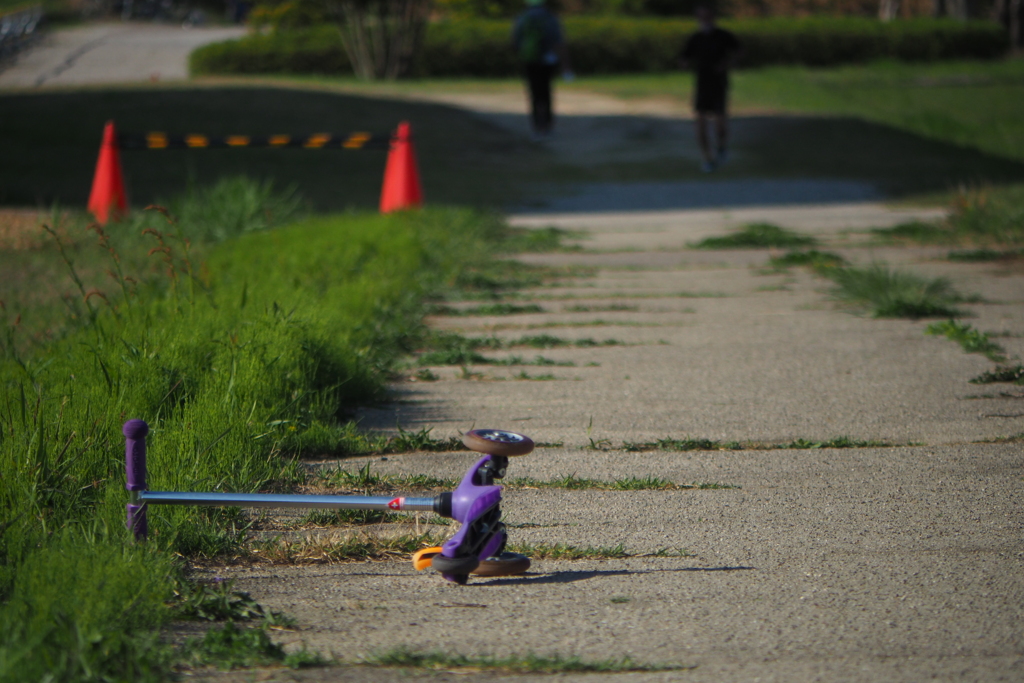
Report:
0,205,502,681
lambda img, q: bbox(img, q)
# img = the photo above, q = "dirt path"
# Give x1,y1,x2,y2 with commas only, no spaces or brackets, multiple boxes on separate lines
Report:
198,205,1023,682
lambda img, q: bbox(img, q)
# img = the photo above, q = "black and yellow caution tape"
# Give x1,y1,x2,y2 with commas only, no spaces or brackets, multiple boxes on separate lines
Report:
118,131,388,151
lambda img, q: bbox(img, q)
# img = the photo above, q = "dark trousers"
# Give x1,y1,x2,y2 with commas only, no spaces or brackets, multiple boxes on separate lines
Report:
525,63,557,132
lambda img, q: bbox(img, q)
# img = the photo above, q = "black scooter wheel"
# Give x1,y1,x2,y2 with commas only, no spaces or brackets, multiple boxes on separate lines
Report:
431,553,481,576
471,552,531,577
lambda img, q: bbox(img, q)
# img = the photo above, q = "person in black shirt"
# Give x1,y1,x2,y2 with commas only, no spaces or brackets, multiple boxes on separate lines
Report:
680,5,742,172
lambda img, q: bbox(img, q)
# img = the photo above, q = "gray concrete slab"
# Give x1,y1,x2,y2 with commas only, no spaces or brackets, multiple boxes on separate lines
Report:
508,203,949,252
206,442,1024,680
199,202,1023,682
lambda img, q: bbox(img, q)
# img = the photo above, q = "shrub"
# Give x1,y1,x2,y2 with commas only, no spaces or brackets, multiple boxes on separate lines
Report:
190,17,1009,78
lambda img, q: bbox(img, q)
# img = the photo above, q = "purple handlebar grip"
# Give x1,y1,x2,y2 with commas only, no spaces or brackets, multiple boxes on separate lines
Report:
124,419,149,540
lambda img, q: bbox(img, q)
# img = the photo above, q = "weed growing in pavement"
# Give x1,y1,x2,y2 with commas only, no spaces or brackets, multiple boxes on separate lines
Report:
622,436,902,451
427,302,545,316
181,622,283,670
388,427,465,452
692,223,817,249
512,333,625,348
504,474,714,490
500,226,584,253
306,464,730,496
481,319,672,331
870,220,947,243
173,577,267,622
926,320,1007,362
975,432,1024,443
823,263,966,318
564,303,639,312
414,368,439,381
970,364,1024,384
180,621,326,670
947,248,1024,262
768,249,848,272
506,370,556,380
362,648,686,673
419,349,574,367
610,596,631,603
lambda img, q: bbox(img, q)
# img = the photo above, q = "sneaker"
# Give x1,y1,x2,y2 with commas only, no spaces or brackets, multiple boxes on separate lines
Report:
700,159,716,173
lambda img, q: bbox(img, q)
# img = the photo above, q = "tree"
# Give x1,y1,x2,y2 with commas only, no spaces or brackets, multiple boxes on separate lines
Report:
878,0,899,20
326,0,432,80
995,0,1022,47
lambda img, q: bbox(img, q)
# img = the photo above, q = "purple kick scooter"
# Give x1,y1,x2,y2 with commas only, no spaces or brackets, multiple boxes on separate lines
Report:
125,422,534,584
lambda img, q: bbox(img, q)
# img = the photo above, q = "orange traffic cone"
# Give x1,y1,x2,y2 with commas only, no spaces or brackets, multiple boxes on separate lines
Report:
87,120,128,225
379,121,423,213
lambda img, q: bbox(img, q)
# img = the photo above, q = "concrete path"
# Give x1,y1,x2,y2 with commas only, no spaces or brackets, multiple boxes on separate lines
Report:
0,22,243,88
200,204,1023,682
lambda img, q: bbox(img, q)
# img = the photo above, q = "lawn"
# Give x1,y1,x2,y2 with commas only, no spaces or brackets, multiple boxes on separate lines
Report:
0,86,545,210
572,58,1024,165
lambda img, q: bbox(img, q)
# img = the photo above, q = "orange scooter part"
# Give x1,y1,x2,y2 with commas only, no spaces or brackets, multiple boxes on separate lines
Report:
413,546,443,571
412,547,531,577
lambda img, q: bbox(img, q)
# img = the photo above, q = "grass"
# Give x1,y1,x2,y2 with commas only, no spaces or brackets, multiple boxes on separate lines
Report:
691,223,817,249
573,60,1024,166
0,202,512,680
276,423,469,458
970,364,1024,385
510,370,558,380
0,177,304,351
426,302,545,316
181,621,326,670
306,463,735,495
925,320,1007,362
618,436,902,451
872,185,1024,247
564,303,639,312
0,87,548,211
767,249,848,272
824,263,966,319
363,647,685,673
947,247,1024,262
504,473,736,491
417,350,573,367
871,219,948,243
500,226,584,253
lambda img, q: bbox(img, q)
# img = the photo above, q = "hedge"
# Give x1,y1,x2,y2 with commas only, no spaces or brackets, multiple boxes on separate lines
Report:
190,17,1009,78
